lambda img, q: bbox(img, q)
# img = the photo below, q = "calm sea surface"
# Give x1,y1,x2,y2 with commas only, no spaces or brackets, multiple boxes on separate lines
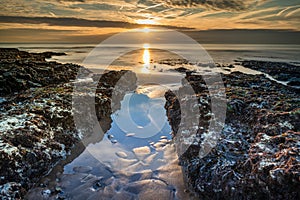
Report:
1,43,299,67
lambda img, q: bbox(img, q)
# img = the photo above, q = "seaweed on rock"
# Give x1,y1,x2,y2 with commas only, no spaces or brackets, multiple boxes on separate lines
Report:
165,70,300,199
0,48,138,199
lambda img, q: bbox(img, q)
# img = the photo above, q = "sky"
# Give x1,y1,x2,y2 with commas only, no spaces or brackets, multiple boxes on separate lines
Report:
0,0,300,43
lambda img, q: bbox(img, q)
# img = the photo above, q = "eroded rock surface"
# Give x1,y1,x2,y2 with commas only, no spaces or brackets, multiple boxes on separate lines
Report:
0,48,137,199
0,48,89,95
165,70,299,199
240,60,300,87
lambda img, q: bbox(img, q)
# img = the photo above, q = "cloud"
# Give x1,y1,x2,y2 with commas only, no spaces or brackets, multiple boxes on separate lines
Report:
0,15,193,30
56,0,86,2
234,7,279,20
0,0,299,32
276,5,300,17
69,3,119,11
150,0,266,11
285,8,300,18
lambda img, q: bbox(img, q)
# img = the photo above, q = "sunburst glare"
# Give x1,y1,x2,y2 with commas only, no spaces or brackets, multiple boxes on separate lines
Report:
136,19,156,25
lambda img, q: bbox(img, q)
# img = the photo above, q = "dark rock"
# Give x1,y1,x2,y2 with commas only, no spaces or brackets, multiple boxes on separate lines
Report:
0,48,91,96
287,77,300,87
170,67,195,74
41,51,66,59
0,49,138,199
164,67,300,199
240,60,300,86
158,58,189,66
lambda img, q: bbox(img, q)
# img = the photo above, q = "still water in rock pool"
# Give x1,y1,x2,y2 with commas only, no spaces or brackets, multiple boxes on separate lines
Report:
26,91,193,200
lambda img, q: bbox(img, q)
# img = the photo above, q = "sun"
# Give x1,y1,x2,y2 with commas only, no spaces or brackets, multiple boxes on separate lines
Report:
142,27,150,33
136,19,157,25
143,43,150,48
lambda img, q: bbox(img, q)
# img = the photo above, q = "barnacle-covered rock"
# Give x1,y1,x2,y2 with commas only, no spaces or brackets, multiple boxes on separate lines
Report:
0,48,137,199
165,68,299,199
0,48,91,95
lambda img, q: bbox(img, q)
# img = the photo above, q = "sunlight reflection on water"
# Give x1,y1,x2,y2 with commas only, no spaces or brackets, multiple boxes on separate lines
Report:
142,43,151,73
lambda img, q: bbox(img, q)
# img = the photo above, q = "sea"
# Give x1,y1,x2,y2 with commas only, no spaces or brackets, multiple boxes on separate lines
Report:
1,43,300,68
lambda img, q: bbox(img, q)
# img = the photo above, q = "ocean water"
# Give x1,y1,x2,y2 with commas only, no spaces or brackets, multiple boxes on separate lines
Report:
1,43,300,68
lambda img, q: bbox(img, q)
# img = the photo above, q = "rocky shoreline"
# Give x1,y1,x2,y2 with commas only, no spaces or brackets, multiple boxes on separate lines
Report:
238,60,300,87
165,67,299,199
0,48,299,199
0,48,136,199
